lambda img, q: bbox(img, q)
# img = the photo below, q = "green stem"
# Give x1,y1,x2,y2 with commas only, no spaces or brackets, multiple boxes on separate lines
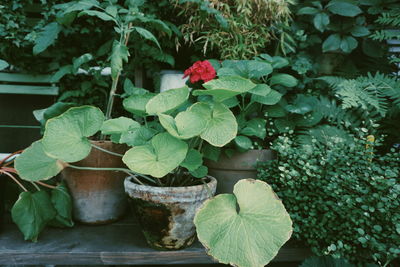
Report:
1,171,28,192
31,182,41,191
91,144,124,157
36,181,57,190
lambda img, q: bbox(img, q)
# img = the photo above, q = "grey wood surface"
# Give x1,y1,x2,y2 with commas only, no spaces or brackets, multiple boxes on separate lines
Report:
0,217,311,265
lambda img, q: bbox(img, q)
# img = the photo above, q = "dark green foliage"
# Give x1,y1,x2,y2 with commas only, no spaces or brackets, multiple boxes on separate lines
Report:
320,73,400,148
258,136,400,266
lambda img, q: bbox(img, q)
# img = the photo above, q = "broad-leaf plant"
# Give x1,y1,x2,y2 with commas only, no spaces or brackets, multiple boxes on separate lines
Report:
0,152,73,242
14,60,293,266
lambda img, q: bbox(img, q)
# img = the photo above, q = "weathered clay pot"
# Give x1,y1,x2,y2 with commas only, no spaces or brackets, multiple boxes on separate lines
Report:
124,176,217,250
205,149,275,193
62,141,128,224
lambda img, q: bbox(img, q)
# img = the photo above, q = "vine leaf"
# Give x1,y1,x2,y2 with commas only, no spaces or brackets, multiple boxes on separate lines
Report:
49,182,74,228
11,191,57,242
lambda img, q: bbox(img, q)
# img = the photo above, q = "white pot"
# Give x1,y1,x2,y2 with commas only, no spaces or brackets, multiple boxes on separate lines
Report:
159,70,188,92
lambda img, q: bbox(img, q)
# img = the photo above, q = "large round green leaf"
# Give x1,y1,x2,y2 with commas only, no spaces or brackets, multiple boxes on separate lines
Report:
15,140,64,182
193,102,237,147
123,93,155,116
158,108,208,139
122,132,188,178
194,76,256,102
194,179,293,267
146,86,190,115
42,106,104,163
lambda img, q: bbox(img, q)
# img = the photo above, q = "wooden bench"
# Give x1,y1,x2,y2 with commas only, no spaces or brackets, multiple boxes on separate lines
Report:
0,72,58,152
0,216,311,265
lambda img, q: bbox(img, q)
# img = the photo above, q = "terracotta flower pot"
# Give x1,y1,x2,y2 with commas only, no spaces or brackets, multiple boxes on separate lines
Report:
124,176,217,250
205,149,275,193
62,141,128,224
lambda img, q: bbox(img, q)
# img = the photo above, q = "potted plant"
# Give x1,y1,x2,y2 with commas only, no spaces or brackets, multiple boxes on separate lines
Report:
182,55,298,193
14,61,294,265
21,0,172,224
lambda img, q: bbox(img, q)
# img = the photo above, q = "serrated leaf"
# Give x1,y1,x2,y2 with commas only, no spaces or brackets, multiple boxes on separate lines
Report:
194,179,292,267
33,22,61,55
122,132,188,178
63,0,99,14
11,191,56,242
134,26,161,49
79,10,115,21
111,41,129,79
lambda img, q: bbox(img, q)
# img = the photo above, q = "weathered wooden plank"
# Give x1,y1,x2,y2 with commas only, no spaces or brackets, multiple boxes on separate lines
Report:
0,73,55,83
0,85,58,95
0,217,311,265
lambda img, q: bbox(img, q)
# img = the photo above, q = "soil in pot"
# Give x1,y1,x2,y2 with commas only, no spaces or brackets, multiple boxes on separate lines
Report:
205,149,275,193
124,175,217,250
62,140,128,224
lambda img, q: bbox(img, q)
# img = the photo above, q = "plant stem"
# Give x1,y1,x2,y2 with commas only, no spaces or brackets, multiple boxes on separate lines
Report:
31,182,41,191
0,171,28,192
36,181,57,190
104,22,134,122
91,144,124,157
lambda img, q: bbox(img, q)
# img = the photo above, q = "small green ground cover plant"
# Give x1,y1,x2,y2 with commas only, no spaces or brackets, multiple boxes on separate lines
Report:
258,135,400,266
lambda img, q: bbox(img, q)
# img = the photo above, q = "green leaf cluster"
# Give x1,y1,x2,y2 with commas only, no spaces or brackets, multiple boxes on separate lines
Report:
257,136,400,266
10,182,74,242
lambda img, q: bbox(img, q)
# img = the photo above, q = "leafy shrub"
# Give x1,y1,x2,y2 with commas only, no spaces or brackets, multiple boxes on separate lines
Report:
257,136,400,266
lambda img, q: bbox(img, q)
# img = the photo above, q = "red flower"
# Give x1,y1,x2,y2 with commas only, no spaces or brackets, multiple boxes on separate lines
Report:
183,60,216,84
